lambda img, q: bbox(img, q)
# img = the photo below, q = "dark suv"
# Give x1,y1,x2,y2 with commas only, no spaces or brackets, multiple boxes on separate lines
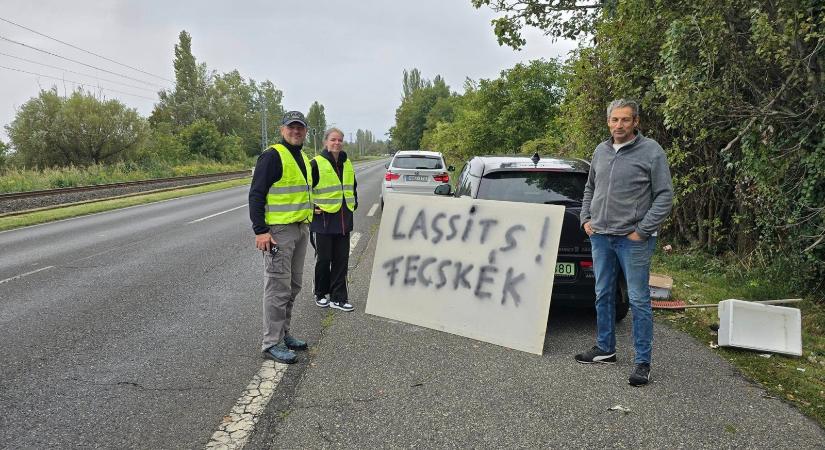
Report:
434,153,628,321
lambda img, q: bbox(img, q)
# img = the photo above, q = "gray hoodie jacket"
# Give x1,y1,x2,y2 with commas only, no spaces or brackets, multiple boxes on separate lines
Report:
580,133,673,239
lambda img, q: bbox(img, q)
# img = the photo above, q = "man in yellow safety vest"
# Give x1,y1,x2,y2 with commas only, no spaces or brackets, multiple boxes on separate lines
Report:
249,110,313,364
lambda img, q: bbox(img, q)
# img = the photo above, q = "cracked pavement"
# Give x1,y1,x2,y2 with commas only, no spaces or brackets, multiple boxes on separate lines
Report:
206,361,287,450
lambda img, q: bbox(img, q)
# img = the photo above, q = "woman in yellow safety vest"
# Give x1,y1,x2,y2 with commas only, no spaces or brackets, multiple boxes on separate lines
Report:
309,128,357,312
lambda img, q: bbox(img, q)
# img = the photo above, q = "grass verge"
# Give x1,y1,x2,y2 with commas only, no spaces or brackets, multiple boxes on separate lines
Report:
653,251,825,427
0,178,249,232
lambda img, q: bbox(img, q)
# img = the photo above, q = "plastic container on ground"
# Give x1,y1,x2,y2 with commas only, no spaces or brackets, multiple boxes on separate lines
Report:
717,299,802,356
649,273,673,300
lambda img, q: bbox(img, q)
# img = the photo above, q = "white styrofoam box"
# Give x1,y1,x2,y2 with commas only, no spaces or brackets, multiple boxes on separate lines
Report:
718,299,802,356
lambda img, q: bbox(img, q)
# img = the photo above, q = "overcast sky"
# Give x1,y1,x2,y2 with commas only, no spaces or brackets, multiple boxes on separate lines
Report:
0,0,577,144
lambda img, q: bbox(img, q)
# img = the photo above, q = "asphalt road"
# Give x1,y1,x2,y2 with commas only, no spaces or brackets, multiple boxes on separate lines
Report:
1,157,823,449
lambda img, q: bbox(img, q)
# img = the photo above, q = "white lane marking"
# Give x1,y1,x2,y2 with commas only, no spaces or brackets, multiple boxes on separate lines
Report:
188,204,247,224
350,232,361,256
0,265,55,285
0,185,249,235
366,203,379,217
205,361,288,449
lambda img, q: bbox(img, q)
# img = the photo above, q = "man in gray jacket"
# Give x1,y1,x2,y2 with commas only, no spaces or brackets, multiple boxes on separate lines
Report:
575,99,673,386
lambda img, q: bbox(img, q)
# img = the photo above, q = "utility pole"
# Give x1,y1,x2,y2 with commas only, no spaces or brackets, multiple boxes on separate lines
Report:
259,92,268,152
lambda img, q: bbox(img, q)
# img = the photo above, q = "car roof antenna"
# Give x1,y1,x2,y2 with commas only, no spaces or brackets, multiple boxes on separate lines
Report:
531,152,540,166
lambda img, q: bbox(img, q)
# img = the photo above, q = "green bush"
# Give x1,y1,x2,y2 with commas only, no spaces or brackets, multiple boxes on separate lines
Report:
0,140,8,168
136,122,189,164
219,134,247,162
178,119,247,163
6,89,148,167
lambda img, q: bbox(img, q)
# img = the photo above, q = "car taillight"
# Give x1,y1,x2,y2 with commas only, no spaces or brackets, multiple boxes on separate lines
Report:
385,171,400,181
433,173,449,183
580,261,593,268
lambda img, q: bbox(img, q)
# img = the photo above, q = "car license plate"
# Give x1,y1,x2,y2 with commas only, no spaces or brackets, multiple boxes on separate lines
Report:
555,262,575,277
405,175,428,182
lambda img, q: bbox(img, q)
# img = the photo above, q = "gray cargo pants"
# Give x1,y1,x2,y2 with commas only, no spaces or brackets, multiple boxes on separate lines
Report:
261,222,309,352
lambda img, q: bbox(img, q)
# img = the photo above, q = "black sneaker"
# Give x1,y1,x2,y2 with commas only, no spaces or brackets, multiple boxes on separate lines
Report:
329,301,354,312
629,363,651,386
315,295,330,308
574,346,616,364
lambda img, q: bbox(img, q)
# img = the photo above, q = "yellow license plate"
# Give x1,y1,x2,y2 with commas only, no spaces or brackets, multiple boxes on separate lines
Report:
555,262,576,277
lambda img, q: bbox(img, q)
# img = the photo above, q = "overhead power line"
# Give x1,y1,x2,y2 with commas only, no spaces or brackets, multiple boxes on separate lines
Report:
0,34,168,90
0,16,174,83
0,51,158,94
0,64,158,101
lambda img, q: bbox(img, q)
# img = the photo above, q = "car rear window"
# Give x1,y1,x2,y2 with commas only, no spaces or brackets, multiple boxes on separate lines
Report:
476,171,587,204
392,156,444,170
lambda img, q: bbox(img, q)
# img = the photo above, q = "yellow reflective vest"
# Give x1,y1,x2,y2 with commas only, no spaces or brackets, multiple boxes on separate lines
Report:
265,144,313,225
312,155,355,213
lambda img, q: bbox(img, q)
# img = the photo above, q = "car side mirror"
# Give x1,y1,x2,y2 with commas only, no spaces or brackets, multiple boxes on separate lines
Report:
385,163,389,169
434,184,452,196
447,165,455,172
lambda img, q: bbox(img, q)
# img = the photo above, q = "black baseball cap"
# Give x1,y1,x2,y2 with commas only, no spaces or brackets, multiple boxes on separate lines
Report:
282,111,307,127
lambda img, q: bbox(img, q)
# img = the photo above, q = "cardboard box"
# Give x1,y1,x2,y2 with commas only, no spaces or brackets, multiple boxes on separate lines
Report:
649,273,673,299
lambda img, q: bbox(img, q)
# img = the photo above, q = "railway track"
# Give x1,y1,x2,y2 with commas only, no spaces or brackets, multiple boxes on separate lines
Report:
0,169,251,216
0,160,385,217
0,170,251,201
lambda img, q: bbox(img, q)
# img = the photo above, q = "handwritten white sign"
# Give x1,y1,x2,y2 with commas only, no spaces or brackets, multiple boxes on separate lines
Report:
366,193,564,355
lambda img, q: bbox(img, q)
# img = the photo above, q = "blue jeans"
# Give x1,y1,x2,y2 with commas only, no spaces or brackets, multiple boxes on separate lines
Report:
590,234,657,364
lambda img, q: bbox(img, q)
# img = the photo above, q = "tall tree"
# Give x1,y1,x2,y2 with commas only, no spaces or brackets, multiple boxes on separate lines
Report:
390,71,451,150
208,70,252,136
305,101,327,153
471,0,607,47
402,68,425,98
150,31,285,156
151,30,211,129
422,59,565,161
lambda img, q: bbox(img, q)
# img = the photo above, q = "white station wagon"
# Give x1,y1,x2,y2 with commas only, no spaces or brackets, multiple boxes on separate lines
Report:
380,150,453,208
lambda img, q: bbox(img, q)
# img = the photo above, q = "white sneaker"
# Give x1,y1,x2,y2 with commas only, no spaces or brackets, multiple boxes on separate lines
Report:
315,295,330,307
330,301,354,312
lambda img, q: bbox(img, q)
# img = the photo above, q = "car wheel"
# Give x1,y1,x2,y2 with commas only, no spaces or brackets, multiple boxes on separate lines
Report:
380,197,384,210
615,277,629,322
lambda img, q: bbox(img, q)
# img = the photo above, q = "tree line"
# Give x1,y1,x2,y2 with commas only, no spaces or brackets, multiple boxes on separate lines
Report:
389,0,824,292
1,31,388,169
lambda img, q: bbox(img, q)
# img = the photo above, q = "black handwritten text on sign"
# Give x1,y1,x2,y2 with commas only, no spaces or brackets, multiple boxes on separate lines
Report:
381,204,554,306
365,194,564,355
